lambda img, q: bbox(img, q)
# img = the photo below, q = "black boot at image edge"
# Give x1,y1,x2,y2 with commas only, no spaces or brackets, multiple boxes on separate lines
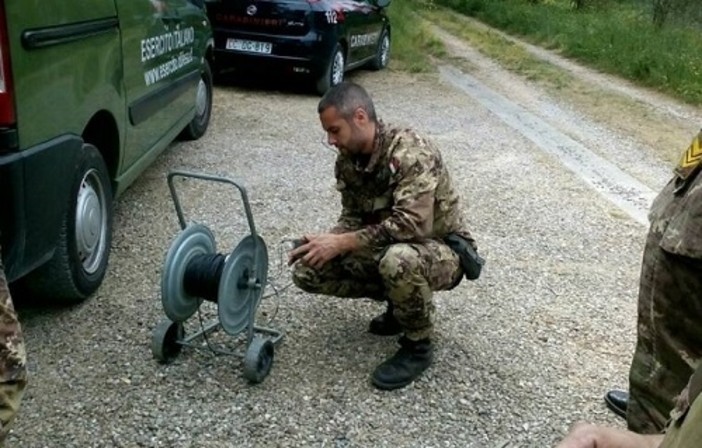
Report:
604,389,629,419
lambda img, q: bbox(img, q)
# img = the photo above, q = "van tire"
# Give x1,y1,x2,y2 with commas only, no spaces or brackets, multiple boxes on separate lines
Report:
27,144,113,303
180,60,213,140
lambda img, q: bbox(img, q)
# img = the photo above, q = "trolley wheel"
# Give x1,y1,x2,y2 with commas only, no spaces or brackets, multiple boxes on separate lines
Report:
243,336,274,383
151,319,185,363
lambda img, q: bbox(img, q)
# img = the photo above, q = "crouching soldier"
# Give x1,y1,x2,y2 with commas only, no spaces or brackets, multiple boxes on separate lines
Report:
289,82,482,390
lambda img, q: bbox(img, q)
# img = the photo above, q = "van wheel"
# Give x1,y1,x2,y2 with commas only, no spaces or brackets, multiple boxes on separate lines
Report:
27,144,113,303
180,60,213,140
315,44,345,95
369,28,390,71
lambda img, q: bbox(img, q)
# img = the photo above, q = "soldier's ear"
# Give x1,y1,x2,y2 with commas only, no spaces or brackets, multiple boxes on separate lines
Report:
352,107,369,125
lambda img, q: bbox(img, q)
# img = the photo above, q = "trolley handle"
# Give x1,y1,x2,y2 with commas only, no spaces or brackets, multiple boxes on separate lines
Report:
166,170,258,238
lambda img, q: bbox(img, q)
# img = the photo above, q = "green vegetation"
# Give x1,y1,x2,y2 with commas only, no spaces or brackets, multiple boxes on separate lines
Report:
385,1,447,72
431,0,702,105
422,5,573,86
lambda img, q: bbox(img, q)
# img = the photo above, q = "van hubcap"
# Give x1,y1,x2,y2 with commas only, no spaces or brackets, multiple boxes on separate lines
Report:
75,169,107,274
196,78,208,118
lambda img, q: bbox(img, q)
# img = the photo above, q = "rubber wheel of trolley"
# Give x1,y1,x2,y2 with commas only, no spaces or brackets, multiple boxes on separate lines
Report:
151,318,185,364
243,336,274,383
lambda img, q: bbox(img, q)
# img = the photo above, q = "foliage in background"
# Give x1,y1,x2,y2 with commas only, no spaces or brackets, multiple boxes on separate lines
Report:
429,0,702,105
385,1,446,72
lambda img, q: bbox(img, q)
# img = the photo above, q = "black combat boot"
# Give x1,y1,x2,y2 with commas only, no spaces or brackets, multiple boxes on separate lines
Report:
368,301,402,336
371,336,433,390
604,389,629,419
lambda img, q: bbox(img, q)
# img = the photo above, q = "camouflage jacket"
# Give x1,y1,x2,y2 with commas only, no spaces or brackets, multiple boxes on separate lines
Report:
0,242,27,443
331,121,475,249
663,362,702,447
649,129,702,260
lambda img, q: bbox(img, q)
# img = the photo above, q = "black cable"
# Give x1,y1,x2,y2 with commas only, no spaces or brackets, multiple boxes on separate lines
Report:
183,254,226,300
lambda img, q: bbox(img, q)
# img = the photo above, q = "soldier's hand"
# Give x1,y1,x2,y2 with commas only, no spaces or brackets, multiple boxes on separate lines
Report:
554,422,664,448
293,233,348,269
287,236,310,266
554,423,598,448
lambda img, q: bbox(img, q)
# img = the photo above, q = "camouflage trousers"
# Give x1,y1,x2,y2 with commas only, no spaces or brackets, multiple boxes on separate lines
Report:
627,230,702,434
291,239,463,341
0,248,27,445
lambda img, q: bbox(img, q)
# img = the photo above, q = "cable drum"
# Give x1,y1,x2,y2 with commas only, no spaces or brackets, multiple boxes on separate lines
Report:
218,234,269,336
151,170,285,384
160,223,217,323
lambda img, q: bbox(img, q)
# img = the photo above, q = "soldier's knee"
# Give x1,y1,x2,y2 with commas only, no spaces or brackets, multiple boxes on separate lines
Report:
291,262,326,294
379,244,421,281
291,263,313,291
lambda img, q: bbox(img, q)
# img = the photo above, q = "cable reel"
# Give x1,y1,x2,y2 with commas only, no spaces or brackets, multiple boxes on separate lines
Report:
151,170,283,384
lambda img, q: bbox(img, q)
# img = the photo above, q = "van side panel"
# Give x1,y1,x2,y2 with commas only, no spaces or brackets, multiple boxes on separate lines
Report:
1,2,125,281
5,1,125,152
0,1,213,295
113,0,203,171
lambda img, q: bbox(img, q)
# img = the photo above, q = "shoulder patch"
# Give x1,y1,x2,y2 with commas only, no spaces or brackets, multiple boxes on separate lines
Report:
680,135,702,168
676,133,702,179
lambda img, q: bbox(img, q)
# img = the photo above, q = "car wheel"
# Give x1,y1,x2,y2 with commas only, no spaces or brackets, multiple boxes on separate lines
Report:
370,28,390,71
27,144,113,303
179,60,213,140
316,44,345,95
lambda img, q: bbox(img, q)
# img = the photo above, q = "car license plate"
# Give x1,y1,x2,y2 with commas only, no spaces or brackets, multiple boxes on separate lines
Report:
226,39,272,54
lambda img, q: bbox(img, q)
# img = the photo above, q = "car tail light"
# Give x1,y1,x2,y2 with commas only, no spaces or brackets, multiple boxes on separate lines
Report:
0,0,15,126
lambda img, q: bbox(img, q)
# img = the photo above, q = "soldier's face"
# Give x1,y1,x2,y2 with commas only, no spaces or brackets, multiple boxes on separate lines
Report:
320,106,369,156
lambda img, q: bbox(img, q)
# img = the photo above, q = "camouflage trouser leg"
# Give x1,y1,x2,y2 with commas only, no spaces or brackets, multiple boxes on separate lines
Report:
627,231,702,434
292,239,462,341
292,245,386,300
0,248,27,444
378,240,462,341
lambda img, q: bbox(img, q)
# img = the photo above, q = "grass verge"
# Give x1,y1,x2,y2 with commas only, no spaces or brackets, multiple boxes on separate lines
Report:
432,0,702,106
405,0,694,164
385,1,447,73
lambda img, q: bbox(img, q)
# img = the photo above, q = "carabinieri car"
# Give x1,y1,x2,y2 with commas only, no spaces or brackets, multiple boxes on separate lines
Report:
204,0,392,94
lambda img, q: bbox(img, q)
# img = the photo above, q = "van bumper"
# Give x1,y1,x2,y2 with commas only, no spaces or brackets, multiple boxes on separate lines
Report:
0,134,83,282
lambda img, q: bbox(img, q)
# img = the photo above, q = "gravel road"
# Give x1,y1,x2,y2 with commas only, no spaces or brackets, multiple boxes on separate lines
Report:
8,21,699,448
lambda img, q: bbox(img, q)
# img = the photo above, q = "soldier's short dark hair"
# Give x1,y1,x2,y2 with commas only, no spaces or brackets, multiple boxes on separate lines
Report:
317,81,377,122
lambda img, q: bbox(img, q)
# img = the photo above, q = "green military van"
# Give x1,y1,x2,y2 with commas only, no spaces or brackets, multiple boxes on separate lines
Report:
0,0,214,303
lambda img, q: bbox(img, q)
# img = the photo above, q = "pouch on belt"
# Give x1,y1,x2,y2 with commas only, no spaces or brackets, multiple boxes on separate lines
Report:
444,233,485,280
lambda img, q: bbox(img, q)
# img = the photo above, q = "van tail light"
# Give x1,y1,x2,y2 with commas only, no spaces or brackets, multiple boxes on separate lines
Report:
0,0,15,126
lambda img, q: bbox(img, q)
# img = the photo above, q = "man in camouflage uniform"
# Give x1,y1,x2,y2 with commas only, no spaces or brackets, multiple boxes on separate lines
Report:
604,130,702,433
288,81,479,390
558,362,702,448
0,239,27,445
